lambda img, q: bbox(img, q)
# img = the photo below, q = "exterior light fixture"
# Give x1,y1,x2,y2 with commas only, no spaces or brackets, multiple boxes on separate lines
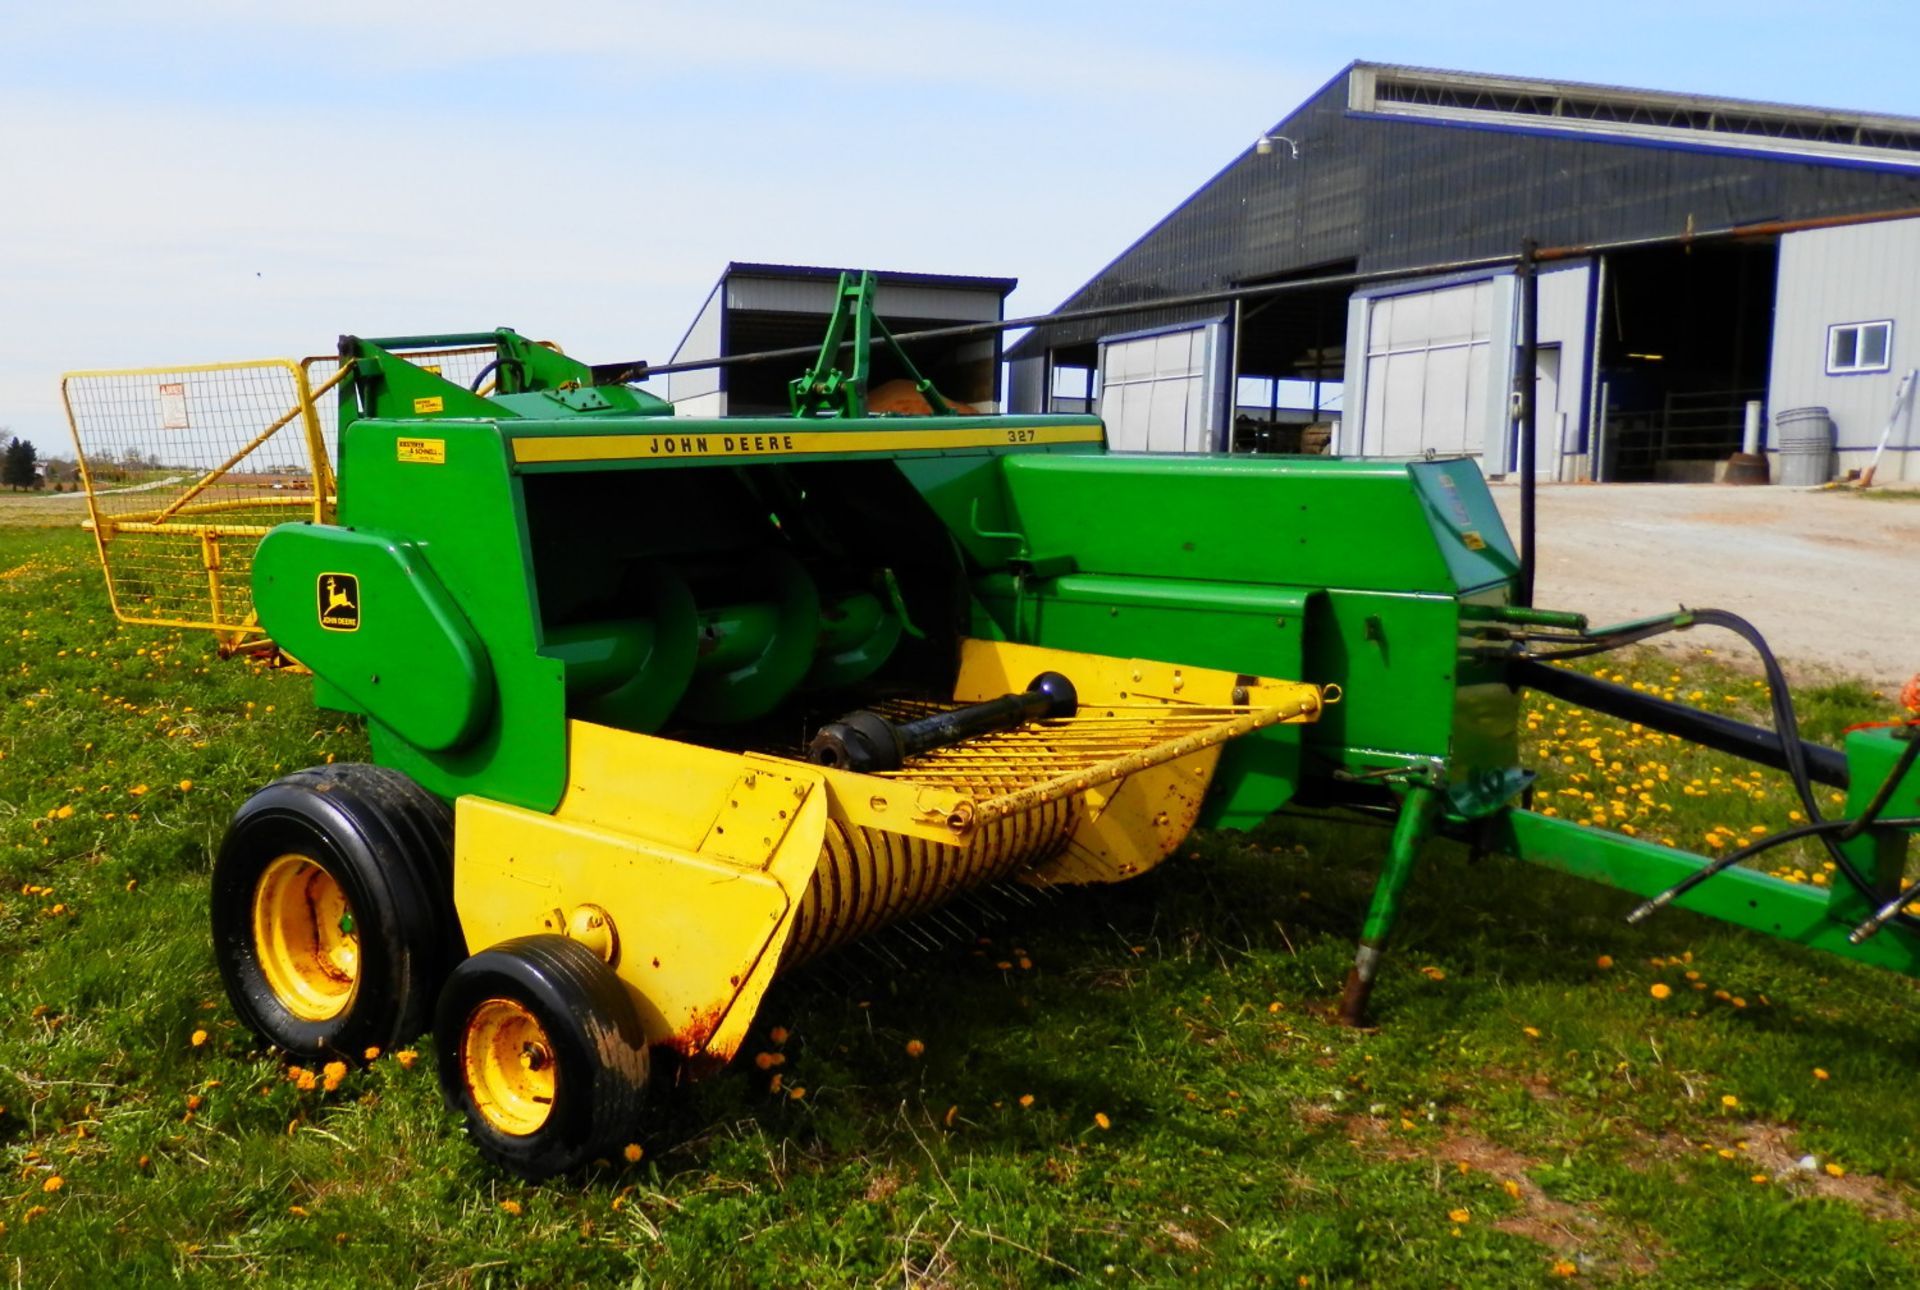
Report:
1255,134,1300,158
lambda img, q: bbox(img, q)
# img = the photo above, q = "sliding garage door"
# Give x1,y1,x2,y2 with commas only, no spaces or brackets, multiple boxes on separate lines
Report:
1359,280,1495,460
1096,322,1227,453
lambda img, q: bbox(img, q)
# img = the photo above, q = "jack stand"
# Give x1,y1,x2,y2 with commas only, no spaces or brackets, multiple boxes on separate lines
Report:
1339,778,1442,1026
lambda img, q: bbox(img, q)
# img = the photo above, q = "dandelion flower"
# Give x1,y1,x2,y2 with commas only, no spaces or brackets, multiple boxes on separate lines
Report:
43,1176,63,1193
1551,1260,1579,1278
364,1047,381,1061
1595,955,1613,969
1094,1112,1112,1130
1814,1068,1830,1081
623,1143,643,1163
179,780,193,792
1523,1026,1542,1039
1448,1208,1471,1224
1503,1179,1523,1199
1826,1162,1847,1178
905,1039,925,1058
1649,984,1672,1000
395,1050,418,1070
769,1026,789,1045
1019,1094,1035,1108
190,1029,208,1047
1419,966,1446,981
500,1200,522,1216
1721,1094,1739,1108
787,1086,806,1101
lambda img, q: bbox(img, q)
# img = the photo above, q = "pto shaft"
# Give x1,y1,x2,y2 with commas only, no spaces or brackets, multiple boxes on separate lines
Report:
807,672,1078,773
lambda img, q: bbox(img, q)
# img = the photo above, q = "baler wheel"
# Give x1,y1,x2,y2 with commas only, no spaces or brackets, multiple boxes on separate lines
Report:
211,764,458,1061
434,935,650,1179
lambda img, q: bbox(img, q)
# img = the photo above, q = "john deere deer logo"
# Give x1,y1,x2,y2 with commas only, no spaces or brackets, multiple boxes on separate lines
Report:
317,573,360,632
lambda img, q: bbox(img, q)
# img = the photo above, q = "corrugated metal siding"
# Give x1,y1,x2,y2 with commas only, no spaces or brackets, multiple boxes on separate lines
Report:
1769,217,1920,480
1015,70,1920,360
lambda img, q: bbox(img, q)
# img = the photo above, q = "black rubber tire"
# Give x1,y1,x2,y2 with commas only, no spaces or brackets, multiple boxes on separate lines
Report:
211,763,460,1061
434,935,651,1180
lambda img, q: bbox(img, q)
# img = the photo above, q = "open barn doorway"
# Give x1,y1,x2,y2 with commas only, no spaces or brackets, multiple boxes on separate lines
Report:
1595,241,1778,481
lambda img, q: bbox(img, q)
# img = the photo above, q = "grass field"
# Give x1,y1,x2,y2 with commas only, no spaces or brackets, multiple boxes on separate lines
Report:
4,519,1919,1287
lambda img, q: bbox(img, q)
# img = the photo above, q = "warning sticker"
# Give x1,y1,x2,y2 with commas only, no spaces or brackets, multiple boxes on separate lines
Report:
412,396,445,414
317,573,360,632
158,383,189,430
396,437,446,464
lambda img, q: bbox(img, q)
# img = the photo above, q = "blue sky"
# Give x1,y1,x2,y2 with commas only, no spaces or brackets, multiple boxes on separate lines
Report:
6,1,1920,453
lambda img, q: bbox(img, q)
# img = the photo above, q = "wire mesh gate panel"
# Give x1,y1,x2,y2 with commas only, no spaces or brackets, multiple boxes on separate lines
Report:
60,345,506,646
61,359,336,644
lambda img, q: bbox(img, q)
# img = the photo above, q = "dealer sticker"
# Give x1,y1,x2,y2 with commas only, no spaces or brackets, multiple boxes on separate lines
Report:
396,437,446,464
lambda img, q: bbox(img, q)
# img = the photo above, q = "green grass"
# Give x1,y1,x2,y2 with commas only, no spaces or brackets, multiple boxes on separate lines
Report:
4,524,1920,1286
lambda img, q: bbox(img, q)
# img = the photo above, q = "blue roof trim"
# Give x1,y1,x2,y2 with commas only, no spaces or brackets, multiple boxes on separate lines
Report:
1344,110,1920,176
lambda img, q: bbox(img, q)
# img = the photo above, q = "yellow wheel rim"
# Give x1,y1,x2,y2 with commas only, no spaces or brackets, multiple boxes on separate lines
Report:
252,853,359,1022
464,998,557,1136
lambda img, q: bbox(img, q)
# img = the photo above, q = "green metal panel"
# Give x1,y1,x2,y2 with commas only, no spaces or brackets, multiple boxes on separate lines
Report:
1833,728,1920,922
993,453,1473,593
312,418,568,813
253,526,492,752
1404,459,1520,591
1485,809,1920,976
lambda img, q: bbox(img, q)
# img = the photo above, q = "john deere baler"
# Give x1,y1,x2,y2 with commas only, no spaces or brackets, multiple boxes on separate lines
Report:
66,276,1918,1180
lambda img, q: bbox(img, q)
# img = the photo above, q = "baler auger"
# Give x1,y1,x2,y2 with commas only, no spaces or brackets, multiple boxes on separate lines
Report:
64,273,1920,1179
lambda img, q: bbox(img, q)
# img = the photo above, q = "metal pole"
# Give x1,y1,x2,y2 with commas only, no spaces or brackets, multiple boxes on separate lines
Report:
1516,239,1540,608
1228,298,1243,451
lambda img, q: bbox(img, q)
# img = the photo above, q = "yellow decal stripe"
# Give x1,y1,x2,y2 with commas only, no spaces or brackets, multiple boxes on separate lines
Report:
510,422,1102,465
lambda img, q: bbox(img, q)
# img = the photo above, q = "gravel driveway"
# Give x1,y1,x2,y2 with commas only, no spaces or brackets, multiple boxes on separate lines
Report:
1489,484,1919,688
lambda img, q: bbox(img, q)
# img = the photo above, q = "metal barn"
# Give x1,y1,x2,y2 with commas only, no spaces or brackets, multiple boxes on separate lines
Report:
1008,62,1920,482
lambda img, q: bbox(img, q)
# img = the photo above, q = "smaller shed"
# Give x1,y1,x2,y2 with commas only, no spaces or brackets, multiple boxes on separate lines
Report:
664,263,1017,417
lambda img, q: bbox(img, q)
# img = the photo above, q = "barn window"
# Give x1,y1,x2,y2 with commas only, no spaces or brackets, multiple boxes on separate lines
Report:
1827,320,1892,375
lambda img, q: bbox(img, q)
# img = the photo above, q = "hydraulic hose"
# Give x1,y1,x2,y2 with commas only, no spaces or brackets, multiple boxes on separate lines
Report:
1517,606,1920,935
1626,816,1920,925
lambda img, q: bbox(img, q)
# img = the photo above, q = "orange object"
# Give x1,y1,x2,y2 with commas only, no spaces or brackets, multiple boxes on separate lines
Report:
865,379,978,416
1901,673,1920,715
